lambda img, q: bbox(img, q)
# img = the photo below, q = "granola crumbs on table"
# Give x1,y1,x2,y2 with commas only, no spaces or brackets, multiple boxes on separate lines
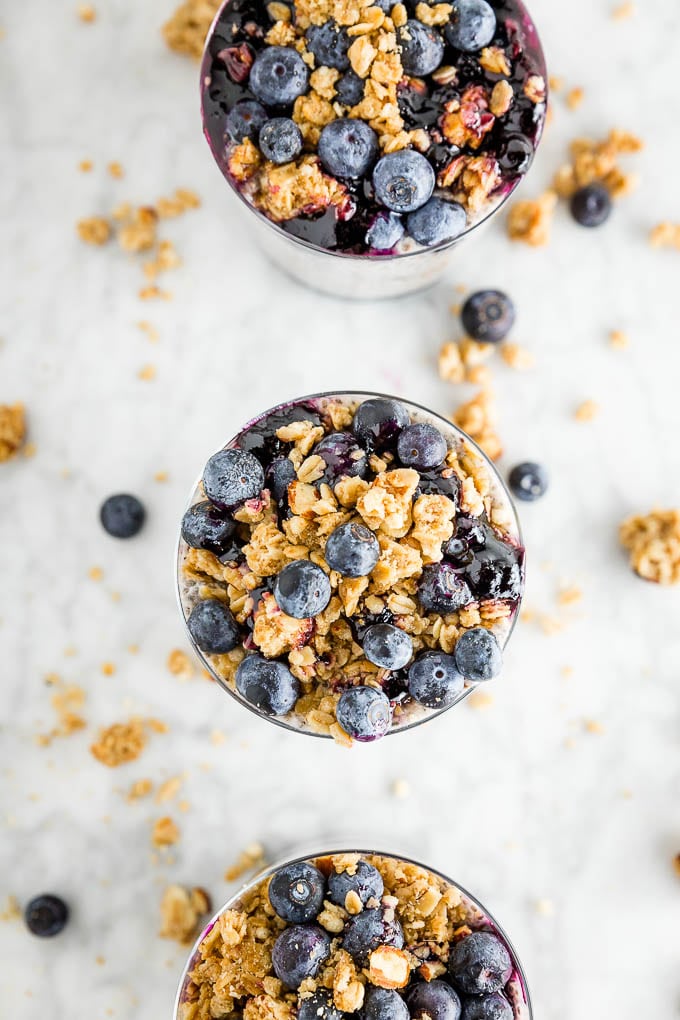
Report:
152,816,181,848
673,854,680,878
609,329,629,350
612,1,635,18
138,320,160,342
167,648,195,679
557,585,582,607
163,0,221,58
160,885,212,944
88,565,104,581
553,130,642,201
566,87,584,111
574,400,599,423
0,403,27,462
507,191,556,247
107,161,124,179
225,843,267,882
500,343,534,371
649,223,680,250
90,718,165,767
36,682,87,746
138,364,157,381
78,159,94,172
452,389,502,461
77,4,97,22
0,896,21,923
127,778,154,802
77,216,111,245
619,509,680,584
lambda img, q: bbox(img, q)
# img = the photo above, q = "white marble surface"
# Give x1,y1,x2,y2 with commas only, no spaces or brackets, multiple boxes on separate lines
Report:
2,0,680,1017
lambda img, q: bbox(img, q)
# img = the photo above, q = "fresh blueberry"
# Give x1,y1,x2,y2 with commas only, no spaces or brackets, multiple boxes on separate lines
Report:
343,905,404,963
272,925,331,989
225,100,268,142
249,46,309,106
327,860,384,908
25,895,69,937
352,398,410,449
325,522,380,578
363,624,413,670
407,650,464,707
298,990,346,1020
181,500,235,554
461,290,515,344
418,563,473,614
336,70,365,106
307,21,350,70
268,861,326,923
100,493,145,539
508,462,548,502
336,686,392,742
570,183,612,227
453,628,502,682
448,932,512,996
372,0,395,10
203,448,265,509
318,119,379,178
407,197,467,246
373,150,435,213
259,117,303,163
313,431,369,484
365,988,409,1020
366,211,405,251
447,518,523,603
445,0,497,52
406,980,462,1020
274,560,331,618
398,20,445,76
460,994,513,1020
397,422,447,470
266,456,297,503
235,654,301,715
187,598,240,654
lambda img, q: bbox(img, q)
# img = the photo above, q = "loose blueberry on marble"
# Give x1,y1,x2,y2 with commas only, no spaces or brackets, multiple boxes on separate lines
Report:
336,686,392,742
318,119,379,179
181,500,235,554
187,599,240,655
366,211,405,251
274,560,332,618
406,980,462,1020
249,46,309,106
335,70,365,107
418,563,473,614
460,994,513,1020
363,624,413,670
398,20,445,76
235,654,301,715
365,988,410,1020
259,118,303,164
100,493,145,539
24,895,69,937
445,0,497,52
453,628,502,682
508,462,548,502
461,291,515,344
203,448,265,509
407,650,464,707
307,21,350,70
298,990,346,1020
407,198,467,247
448,932,512,996
327,860,384,908
352,397,410,449
266,455,297,503
272,925,331,989
269,861,326,923
373,151,435,214
397,422,448,470
325,522,380,578
225,100,268,143
570,183,612,227
313,431,368,484
342,905,404,963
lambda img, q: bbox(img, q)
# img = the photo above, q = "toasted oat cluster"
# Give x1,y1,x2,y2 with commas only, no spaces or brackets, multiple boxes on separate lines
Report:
619,509,680,585
0,403,27,463
201,0,546,255
177,852,526,1020
178,396,524,742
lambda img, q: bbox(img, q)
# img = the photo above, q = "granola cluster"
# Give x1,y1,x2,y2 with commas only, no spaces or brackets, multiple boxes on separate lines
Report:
619,509,680,585
0,403,27,462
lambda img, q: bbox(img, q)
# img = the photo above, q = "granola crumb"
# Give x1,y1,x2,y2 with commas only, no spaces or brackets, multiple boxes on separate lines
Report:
107,161,124,179
88,565,104,581
77,215,111,245
507,191,557,247
138,364,157,382
584,719,604,735
77,4,96,22
574,399,599,423
620,509,680,584
566,87,584,111
500,343,534,371
152,816,181,848
162,0,221,58
452,389,502,461
554,130,643,201
90,719,149,767
36,682,87,746
0,403,27,462
391,778,411,799
557,585,582,607
159,885,211,944
78,159,94,172
156,776,184,803
0,896,21,922
225,842,267,882
649,222,680,250
167,648,195,680
609,329,629,350
139,285,172,301
612,1,635,18
673,854,680,878
138,320,160,342
127,778,153,802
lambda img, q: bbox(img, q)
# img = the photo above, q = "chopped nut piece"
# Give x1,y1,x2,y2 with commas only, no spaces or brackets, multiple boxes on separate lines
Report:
620,509,680,584
480,46,510,76
368,946,411,989
507,191,556,247
490,80,513,117
0,404,26,462
159,884,211,944
152,816,181,847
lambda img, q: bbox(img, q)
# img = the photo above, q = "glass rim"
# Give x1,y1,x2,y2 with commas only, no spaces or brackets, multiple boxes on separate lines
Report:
175,389,524,740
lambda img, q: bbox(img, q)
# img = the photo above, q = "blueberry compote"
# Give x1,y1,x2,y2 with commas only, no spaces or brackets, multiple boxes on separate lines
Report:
200,0,546,256
178,394,524,740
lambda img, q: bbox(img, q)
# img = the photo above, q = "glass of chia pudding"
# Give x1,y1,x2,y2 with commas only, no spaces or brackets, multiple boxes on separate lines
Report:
174,848,532,1020
200,0,546,298
176,392,524,744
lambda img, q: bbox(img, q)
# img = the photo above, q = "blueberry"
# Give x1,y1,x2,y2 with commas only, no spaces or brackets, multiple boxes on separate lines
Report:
25,894,69,937
418,563,473,614
307,21,350,70
225,100,268,142
313,431,368,484
325,522,380,578
398,20,445,76
498,134,534,176
365,988,409,1020
461,994,513,1020
406,980,462,1020
373,0,395,10
298,990,346,1020
407,197,467,247
407,650,464,707
235,654,300,715
327,860,384,908
187,598,240,655
352,398,410,449
453,628,502,682
203,448,265,509
342,905,404,963
274,560,331,618
318,119,379,179
336,70,365,106
272,925,331,989
397,422,447,470
249,46,309,106
461,290,515,344
336,686,392,742
373,150,435,213
100,493,145,539
508,462,548,502
448,932,512,996
259,117,303,163
268,861,326,923
266,456,297,503
366,211,405,251
181,500,235,554
445,0,497,52
363,624,413,670
570,183,611,227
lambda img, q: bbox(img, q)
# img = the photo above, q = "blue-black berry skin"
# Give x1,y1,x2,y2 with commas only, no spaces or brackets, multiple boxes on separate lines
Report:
362,624,413,670
187,599,240,655
313,431,369,484
373,151,435,214
318,119,379,179
259,118,303,164
272,925,331,989
25,895,69,937
461,993,513,1020
448,932,512,996
570,183,612,227
508,462,548,502
325,522,380,578
298,991,346,1020
249,47,309,106
461,291,515,344
366,211,405,252
268,861,326,923
406,980,462,1020
336,686,392,741
203,448,265,509
327,860,384,908
398,20,445,76
100,494,146,539
445,0,497,52
453,628,502,682
225,100,268,142
235,655,300,715
181,500,235,554
407,198,467,247
342,906,404,963
407,650,464,708
418,563,473,614
306,21,350,70
352,398,410,449
365,988,409,1020
273,560,332,618
336,71,365,106
397,422,448,470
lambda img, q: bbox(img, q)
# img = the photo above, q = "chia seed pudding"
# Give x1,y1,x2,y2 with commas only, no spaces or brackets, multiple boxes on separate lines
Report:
177,392,524,742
